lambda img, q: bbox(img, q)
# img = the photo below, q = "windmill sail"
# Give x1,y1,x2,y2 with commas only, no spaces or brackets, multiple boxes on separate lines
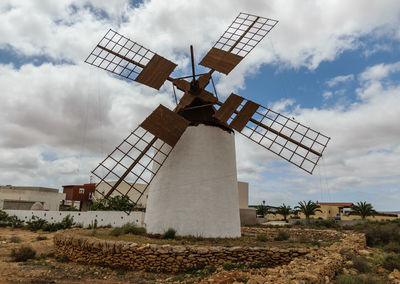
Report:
85,29,177,90
214,94,330,174
200,13,278,75
92,105,189,212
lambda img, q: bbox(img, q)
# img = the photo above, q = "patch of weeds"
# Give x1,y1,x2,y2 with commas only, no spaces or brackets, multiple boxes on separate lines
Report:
163,228,176,239
110,223,146,237
384,241,400,253
223,262,245,271
36,253,47,260
274,231,289,241
383,254,400,271
8,216,24,228
11,246,36,262
256,234,268,242
26,216,48,231
22,260,48,266
56,255,69,263
237,276,250,283
207,266,217,274
310,240,321,247
248,261,271,269
36,236,48,241
335,274,383,284
10,236,21,243
339,248,354,260
351,255,371,273
171,275,185,282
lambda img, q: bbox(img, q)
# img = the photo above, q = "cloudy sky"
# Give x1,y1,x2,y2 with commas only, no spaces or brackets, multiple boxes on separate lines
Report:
0,0,399,210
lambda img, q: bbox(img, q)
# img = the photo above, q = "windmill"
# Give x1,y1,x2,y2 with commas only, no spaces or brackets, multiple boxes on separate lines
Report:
85,13,330,237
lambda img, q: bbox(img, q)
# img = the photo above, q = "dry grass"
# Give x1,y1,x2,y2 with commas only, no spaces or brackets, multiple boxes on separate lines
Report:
78,228,333,248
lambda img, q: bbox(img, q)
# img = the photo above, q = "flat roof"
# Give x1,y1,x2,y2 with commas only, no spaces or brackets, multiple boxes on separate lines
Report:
0,186,59,193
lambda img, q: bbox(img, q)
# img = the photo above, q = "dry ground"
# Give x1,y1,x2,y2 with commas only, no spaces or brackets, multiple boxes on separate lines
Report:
0,227,173,283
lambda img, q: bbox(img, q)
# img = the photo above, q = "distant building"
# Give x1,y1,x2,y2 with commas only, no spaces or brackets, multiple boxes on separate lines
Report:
315,202,354,219
265,201,399,221
0,185,65,211
62,183,96,211
95,181,148,208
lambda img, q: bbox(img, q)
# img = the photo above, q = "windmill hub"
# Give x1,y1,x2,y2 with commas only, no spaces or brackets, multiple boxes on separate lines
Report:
86,13,330,238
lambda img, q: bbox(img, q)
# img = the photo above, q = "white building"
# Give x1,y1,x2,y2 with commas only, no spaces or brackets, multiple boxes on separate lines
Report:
0,185,65,211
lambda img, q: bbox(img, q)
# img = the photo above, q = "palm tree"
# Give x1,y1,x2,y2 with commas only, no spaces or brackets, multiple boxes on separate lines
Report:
276,203,292,222
295,200,322,223
256,200,270,217
350,201,376,220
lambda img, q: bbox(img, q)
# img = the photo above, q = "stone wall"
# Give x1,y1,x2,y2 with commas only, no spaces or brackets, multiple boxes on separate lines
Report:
54,233,310,273
200,232,366,283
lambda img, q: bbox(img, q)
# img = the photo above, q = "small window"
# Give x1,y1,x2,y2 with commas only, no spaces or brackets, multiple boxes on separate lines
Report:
79,188,84,194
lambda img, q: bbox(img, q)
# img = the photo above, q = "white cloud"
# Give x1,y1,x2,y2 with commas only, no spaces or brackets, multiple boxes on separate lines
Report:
359,61,400,82
323,91,333,99
0,0,399,209
327,74,354,87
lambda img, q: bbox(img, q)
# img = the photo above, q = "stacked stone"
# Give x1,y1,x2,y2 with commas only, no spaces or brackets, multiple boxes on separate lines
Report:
54,234,309,273
200,232,366,283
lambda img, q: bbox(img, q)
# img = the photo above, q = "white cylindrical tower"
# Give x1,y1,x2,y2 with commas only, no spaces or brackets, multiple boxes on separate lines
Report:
145,124,241,238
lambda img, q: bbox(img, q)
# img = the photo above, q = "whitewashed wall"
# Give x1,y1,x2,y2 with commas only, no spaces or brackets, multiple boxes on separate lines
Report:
4,210,145,228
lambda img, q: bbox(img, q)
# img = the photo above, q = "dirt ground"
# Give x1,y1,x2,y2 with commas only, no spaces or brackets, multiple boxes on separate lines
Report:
0,227,175,283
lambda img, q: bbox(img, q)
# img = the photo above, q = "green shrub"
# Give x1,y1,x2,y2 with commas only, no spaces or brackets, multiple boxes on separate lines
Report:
354,222,400,247
110,223,146,236
7,216,24,228
351,256,370,273
59,215,75,229
42,215,75,232
274,231,289,241
0,209,9,221
10,236,21,243
36,236,48,241
256,234,268,242
384,241,400,253
312,219,340,229
163,228,176,239
339,248,354,260
26,216,48,231
223,263,244,271
11,246,36,262
383,254,400,271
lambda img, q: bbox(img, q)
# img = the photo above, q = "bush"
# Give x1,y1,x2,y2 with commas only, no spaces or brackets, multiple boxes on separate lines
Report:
354,221,400,247
10,236,21,243
384,241,400,253
312,219,340,229
274,231,289,241
36,236,48,241
163,228,176,239
26,216,48,231
42,215,75,232
11,246,36,262
256,234,268,242
335,274,383,284
110,223,146,237
0,209,9,221
383,254,400,271
7,216,24,228
351,256,370,273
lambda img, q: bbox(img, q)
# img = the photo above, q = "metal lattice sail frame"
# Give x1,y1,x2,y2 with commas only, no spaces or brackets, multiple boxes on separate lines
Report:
85,12,330,212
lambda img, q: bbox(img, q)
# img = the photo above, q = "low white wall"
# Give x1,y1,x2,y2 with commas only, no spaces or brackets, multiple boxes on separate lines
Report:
4,210,145,228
